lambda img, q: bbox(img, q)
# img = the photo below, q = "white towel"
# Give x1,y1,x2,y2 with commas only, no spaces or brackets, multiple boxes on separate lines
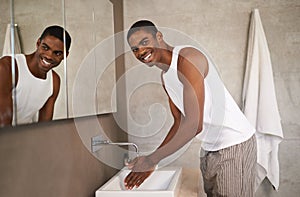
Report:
242,9,284,191
2,23,21,56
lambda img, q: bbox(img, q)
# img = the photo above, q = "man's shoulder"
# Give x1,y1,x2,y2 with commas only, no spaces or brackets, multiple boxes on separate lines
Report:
51,70,60,80
0,56,12,73
50,70,61,89
179,46,205,59
177,46,208,77
0,56,12,64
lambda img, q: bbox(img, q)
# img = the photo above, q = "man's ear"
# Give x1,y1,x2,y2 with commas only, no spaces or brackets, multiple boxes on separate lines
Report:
36,38,41,48
156,31,163,41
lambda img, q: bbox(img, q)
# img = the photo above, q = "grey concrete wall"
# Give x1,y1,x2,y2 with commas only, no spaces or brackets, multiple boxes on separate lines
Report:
123,0,300,196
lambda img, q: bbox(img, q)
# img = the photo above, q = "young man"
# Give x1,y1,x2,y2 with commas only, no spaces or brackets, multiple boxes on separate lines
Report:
0,25,71,127
125,20,257,197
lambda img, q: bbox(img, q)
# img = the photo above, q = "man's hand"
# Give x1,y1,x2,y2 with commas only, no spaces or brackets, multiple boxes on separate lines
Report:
124,155,156,190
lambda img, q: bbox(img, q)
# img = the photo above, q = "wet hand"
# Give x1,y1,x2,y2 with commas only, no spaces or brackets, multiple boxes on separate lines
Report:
124,155,156,190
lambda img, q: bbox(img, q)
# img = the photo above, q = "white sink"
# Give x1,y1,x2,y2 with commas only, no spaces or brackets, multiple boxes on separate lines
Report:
96,167,182,197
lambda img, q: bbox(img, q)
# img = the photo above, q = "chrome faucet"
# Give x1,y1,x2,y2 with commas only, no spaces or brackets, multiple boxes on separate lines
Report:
91,135,139,164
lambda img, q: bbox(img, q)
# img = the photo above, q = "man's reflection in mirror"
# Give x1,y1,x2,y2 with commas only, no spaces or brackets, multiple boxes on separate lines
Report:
0,25,71,127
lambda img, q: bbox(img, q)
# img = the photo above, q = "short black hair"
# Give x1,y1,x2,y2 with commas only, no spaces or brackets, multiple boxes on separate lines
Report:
127,20,158,42
40,25,71,52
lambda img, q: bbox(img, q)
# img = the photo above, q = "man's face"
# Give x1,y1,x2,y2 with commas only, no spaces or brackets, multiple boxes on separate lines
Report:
128,29,160,66
36,35,66,73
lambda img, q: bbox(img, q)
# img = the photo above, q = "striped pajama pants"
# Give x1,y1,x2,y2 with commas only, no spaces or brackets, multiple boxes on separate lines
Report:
200,135,257,197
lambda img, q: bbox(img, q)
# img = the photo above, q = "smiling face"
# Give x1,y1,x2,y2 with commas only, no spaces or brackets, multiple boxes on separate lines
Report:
35,35,66,75
128,29,162,67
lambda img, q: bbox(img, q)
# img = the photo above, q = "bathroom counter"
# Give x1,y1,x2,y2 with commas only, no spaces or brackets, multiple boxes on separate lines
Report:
178,168,206,197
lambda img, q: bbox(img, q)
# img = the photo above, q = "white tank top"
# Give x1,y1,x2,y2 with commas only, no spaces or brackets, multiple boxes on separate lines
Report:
162,46,255,151
12,54,53,125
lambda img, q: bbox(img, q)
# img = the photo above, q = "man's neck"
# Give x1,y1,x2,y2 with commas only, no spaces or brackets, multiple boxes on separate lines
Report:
155,44,174,72
26,52,47,79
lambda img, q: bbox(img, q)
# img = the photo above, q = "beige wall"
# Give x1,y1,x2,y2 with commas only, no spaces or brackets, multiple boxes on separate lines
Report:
123,0,300,196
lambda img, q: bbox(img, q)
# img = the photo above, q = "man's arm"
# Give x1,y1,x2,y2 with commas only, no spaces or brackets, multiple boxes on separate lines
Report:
0,57,13,126
156,96,182,148
38,71,60,122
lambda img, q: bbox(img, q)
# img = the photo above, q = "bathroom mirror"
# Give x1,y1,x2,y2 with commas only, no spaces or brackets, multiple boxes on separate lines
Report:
0,0,116,127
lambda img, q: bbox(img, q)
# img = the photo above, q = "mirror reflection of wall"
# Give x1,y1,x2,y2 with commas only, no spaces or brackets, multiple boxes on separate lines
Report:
65,0,116,118
0,2,10,56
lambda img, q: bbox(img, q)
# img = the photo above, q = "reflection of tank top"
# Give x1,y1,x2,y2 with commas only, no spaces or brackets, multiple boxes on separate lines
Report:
162,46,255,151
12,54,53,124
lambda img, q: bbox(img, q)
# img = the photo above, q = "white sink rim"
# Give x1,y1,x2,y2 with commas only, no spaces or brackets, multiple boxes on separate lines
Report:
96,166,182,196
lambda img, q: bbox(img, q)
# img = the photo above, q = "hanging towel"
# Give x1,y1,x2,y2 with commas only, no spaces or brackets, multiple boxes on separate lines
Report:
242,9,284,191
2,23,21,56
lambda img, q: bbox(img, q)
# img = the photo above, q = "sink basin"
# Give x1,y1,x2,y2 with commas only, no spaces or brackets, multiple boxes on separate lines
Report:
96,167,182,197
